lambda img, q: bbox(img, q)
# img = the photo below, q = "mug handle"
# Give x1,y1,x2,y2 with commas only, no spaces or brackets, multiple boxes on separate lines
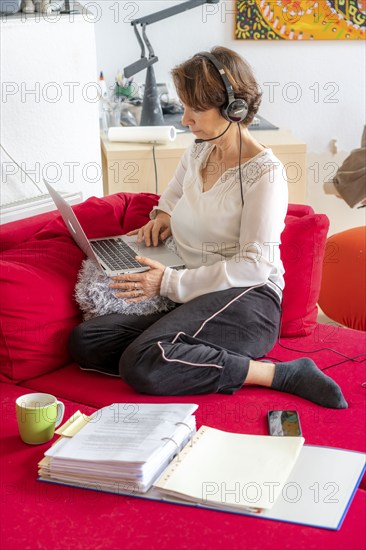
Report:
55,401,65,428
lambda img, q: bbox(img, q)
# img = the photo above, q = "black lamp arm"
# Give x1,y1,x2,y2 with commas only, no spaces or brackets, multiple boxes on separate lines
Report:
142,24,155,59
130,0,219,27
133,23,145,59
124,0,219,77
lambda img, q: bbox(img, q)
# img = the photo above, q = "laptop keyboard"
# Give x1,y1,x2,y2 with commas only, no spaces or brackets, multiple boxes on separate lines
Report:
91,238,142,271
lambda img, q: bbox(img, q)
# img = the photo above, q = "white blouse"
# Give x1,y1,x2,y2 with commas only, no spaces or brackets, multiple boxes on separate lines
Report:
151,141,288,303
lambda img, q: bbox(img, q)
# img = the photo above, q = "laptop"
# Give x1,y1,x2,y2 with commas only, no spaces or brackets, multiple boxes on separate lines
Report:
44,181,185,276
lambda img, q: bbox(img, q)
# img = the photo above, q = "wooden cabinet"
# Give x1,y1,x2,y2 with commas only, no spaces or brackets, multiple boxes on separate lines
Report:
101,129,307,203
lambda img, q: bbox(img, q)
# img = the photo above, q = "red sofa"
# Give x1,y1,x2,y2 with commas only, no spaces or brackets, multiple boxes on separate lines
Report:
1,192,365,550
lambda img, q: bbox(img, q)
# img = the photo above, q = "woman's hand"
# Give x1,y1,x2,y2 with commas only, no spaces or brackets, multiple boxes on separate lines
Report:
127,211,171,247
109,256,166,302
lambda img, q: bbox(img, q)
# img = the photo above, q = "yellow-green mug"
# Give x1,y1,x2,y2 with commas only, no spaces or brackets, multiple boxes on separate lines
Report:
15,393,65,445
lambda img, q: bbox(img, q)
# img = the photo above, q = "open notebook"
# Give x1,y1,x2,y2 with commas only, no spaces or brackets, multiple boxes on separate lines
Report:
38,407,366,530
152,426,365,529
154,425,304,512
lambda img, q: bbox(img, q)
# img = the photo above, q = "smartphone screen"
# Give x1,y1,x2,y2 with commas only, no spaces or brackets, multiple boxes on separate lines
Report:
268,410,302,436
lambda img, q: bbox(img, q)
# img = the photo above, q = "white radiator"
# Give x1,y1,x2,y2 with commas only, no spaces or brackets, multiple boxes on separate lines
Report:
0,191,83,224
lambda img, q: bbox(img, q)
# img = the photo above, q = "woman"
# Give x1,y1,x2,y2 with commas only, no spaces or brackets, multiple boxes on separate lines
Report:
69,46,347,408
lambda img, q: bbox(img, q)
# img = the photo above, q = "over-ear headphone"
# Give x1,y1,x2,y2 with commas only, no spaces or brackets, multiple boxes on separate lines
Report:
196,51,249,124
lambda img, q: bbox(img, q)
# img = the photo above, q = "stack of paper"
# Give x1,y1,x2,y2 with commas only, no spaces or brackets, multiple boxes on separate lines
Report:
38,403,197,493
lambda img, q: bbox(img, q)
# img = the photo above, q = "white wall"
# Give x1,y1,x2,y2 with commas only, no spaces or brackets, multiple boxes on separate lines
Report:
1,11,102,203
86,0,366,235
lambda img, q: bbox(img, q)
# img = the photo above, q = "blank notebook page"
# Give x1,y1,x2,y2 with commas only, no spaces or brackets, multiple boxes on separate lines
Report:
154,426,304,510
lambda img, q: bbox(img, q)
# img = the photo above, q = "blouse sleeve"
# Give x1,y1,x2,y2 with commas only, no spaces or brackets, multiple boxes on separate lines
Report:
160,160,288,303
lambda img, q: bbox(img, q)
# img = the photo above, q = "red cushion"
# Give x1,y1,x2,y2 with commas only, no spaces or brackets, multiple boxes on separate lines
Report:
0,239,84,383
33,192,130,240
280,213,329,337
0,210,59,252
120,192,160,233
0,193,159,383
286,204,314,217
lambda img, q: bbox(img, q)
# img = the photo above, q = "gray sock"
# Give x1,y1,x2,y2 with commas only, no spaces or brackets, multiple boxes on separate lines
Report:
271,358,348,409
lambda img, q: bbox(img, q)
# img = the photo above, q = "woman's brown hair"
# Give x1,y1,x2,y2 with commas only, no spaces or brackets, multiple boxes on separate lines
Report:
171,46,262,125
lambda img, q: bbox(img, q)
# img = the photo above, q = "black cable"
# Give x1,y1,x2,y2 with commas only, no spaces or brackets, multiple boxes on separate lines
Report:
0,142,43,193
321,354,366,371
277,307,365,369
152,145,158,194
267,279,366,369
237,123,244,206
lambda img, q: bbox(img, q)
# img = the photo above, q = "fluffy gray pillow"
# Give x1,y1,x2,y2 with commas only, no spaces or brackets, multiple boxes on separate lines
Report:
75,237,179,320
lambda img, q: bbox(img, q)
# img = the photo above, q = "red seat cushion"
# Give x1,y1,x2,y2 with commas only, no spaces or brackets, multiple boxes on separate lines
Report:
0,195,328,382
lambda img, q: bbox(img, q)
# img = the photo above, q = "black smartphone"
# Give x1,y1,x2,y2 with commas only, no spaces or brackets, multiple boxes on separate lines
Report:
267,410,302,436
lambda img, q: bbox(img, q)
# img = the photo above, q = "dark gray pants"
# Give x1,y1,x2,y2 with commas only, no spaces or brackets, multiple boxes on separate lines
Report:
68,284,281,395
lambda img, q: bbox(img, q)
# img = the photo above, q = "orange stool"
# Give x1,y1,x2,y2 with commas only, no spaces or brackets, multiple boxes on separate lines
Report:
318,226,366,331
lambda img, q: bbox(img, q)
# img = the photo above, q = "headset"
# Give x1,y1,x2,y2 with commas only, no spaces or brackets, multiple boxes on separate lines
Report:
194,52,248,205
195,51,248,124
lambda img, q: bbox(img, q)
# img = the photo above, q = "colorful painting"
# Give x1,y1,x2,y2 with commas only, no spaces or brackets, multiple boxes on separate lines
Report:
235,0,366,40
